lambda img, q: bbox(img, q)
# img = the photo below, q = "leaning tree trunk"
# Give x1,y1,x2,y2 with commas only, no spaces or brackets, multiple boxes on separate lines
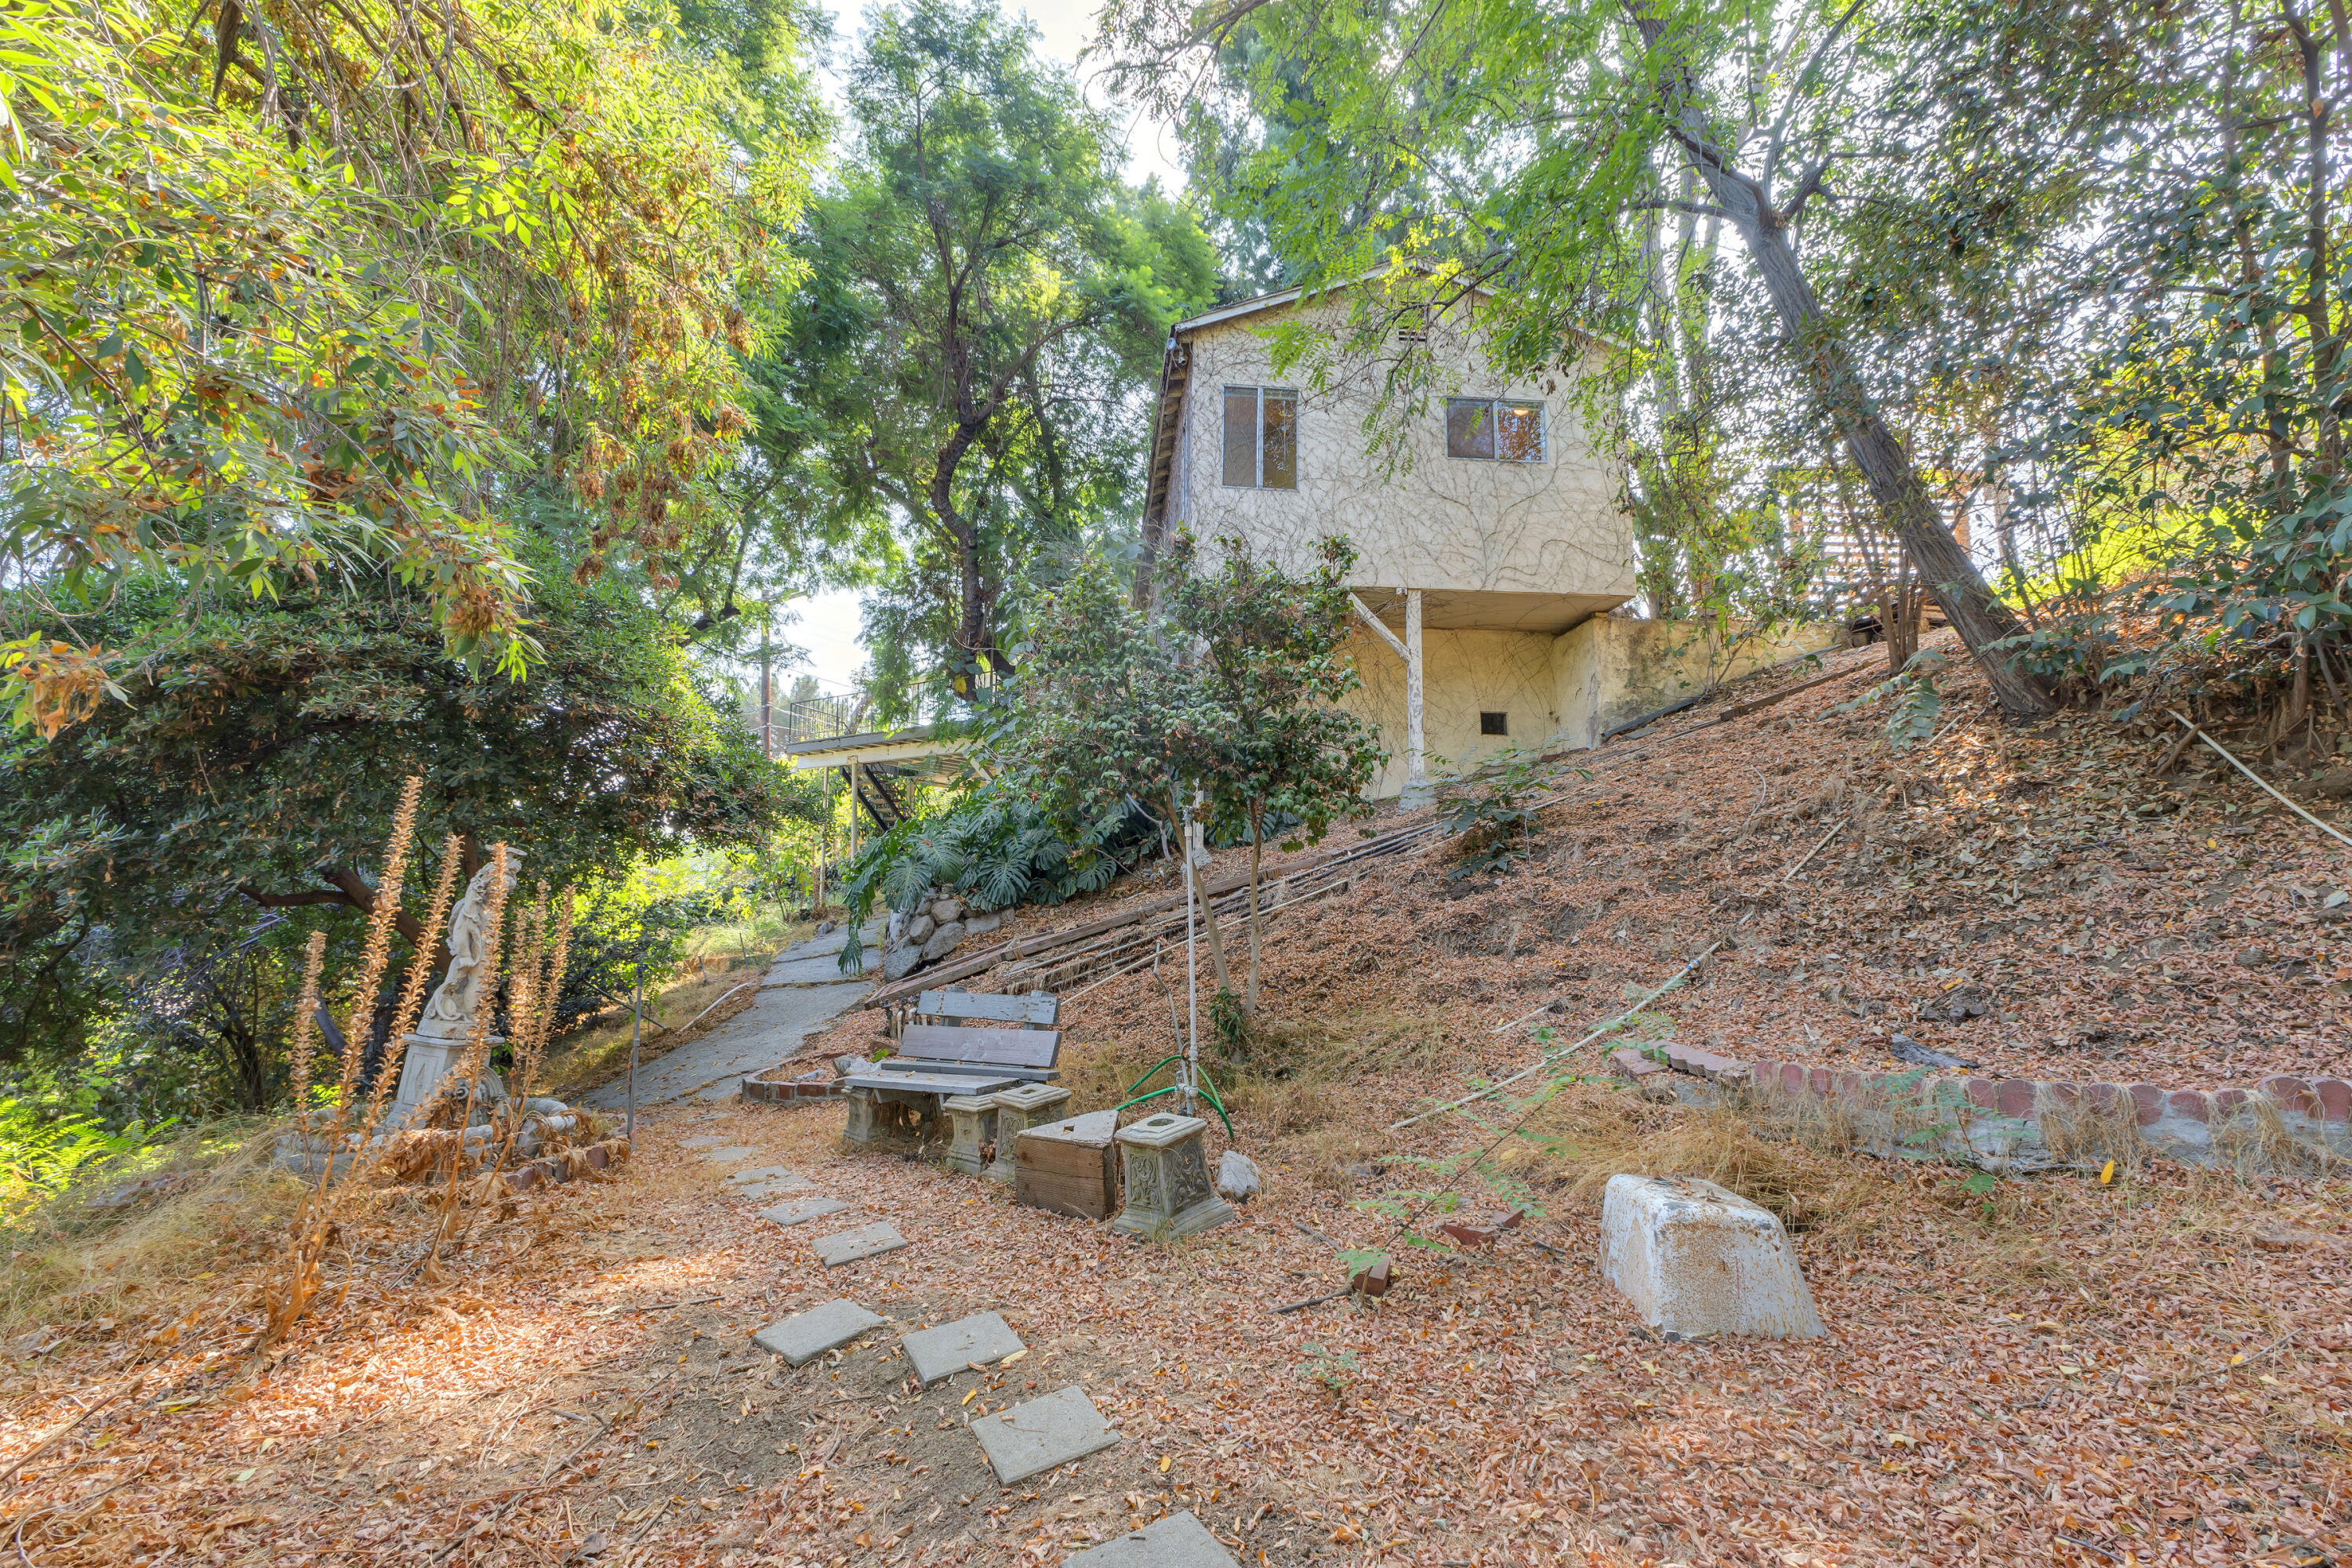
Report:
1724,214,2053,715
1625,1,2057,717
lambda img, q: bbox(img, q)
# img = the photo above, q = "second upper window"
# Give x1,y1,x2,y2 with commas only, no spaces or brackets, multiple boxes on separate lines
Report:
1221,386,1298,489
1446,397,1545,462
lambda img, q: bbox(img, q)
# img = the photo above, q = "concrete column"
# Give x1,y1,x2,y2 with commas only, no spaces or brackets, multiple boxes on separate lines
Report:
1403,588,1428,808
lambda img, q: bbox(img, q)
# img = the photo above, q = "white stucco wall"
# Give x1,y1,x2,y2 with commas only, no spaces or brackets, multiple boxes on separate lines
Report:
1551,616,1849,748
1170,296,1637,626
1343,628,1560,798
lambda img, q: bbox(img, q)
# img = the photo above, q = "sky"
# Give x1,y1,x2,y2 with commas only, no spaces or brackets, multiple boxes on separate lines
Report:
768,0,1182,700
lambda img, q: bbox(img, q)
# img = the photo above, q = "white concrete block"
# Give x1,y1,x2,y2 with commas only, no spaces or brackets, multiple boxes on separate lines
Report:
1599,1174,1824,1340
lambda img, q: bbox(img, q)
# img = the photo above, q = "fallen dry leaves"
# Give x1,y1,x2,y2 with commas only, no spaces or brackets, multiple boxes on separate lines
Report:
2,634,2348,1566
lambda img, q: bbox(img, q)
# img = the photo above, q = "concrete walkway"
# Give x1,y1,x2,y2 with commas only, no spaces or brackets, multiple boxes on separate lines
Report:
583,960,877,1112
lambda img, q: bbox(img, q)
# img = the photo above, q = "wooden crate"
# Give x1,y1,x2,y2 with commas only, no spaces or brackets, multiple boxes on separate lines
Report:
1014,1109,1119,1220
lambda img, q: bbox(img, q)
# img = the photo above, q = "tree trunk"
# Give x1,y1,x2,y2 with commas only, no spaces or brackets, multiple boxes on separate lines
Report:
1727,213,2050,713
1624,2,2056,717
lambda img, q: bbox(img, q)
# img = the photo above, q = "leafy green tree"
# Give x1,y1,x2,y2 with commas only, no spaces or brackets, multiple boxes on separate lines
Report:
1014,537,1381,1015
785,0,1216,712
0,560,792,1078
1160,532,1382,1014
1099,0,2057,715
2,0,813,727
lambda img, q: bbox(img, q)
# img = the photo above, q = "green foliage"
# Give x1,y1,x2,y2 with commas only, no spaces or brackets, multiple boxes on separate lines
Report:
0,1096,169,1223
1436,752,1576,880
0,564,782,1091
1841,648,1949,751
1157,533,1386,861
1294,1341,1363,1396
831,783,1140,971
1,0,814,729
775,0,1217,710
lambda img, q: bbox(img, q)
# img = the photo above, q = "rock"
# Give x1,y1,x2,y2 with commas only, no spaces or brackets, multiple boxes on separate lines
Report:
1888,1033,1977,1070
886,912,906,948
815,920,838,936
930,896,964,926
523,1096,569,1116
964,909,1002,935
1915,986,1991,1024
881,943,924,981
1599,1174,1824,1340
920,920,965,962
906,913,935,945
2308,767,2352,800
1065,1511,1236,1567
1214,1150,1262,1203
833,1054,866,1078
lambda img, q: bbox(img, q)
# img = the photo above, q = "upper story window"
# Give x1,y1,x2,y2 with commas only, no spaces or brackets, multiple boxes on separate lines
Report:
1222,385,1298,489
1446,397,1545,462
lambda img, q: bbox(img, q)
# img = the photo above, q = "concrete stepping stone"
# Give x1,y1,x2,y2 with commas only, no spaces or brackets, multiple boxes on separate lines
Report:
695,1145,760,1164
902,1311,1023,1385
734,1177,808,1202
971,1385,1120,1486
1067,1512,1237,1567
761,1196,851,1229
752,1298,887,1367
812,1221,907,1266
680,1134,727,1149
725,1163,802,1186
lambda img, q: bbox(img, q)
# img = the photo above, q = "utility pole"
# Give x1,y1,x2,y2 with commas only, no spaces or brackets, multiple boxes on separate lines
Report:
759,608,773,760
626,945,643,1144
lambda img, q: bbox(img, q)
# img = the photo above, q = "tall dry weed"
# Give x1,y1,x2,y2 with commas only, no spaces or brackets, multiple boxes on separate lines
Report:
258,776,423,1348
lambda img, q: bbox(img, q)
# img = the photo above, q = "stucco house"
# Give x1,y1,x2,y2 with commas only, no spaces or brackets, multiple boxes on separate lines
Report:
1138,280,1830,801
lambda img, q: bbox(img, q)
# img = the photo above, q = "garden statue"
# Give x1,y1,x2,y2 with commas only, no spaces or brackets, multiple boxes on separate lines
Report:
416,851,526,1040
391,848,524,1121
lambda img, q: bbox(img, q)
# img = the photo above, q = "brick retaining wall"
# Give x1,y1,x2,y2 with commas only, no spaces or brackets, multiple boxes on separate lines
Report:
1610,1044,2352,1171
741,1064,844,1105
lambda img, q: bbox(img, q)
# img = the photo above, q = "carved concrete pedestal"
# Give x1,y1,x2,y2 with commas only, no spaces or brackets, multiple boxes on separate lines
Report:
388,1033,503,1127
985,1083,1073,1184
842,1087,935,1150
943,1094,999,1177
1111,1114,1234,1240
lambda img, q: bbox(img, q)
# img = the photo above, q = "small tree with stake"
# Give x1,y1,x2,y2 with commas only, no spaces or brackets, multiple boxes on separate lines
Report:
1157,532,1385,1022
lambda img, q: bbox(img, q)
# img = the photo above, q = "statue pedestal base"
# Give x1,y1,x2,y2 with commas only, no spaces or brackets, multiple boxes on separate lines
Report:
390,1033,503,1126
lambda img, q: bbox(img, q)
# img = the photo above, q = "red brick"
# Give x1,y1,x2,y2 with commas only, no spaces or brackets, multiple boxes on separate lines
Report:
584,1143,611,1171
1781,1063,1807,1096
1349,1259,1393,1297
1996,1080,2038,1119
2166,1089,2210,1123
2128,1083,2165,1127
2314,1079,2352,1123
2041,1082,2080,1108
506,1165,544,1194
1808,1067,1831,1095
2084,1082,2126,1113
2259,1076,2319,1116
2211,1087,2251,1116
1439,1219,1497,1249
1965,1077,1998,1111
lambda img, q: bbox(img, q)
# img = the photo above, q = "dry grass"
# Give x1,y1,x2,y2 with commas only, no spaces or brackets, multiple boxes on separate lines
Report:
0,1119,302,1336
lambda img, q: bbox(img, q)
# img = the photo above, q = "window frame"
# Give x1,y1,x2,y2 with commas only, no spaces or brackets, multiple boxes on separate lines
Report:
1443,397,1547,463
1220,384,1301,490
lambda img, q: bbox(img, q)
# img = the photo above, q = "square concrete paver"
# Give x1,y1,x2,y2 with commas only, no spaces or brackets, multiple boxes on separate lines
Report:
902,1311,1024,1385
971,1385,1120,1485
812,1221,907,1266
695,1145,760,1163
761,1196,851,1229
1066,1512,1237,1567
752,1299,887,1367
679,1134,727,1149
725,1164,800,1186
734,1178,807,1203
